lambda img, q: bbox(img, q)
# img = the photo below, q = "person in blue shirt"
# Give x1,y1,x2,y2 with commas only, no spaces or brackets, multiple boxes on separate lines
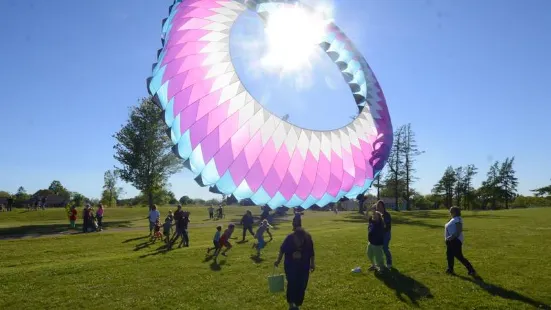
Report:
376,200,393,268
207,225,222,254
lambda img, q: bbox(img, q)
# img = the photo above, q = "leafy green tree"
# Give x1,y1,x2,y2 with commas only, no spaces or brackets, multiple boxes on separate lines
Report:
531,179,551,197
15,186,29,204
179,195,193,205
461,165,478,209
48,180,70,199
432,166,457,208
0,191,11,198
480,161,501,209
499,157,518,209
113,97,183,209
102,170,124,207
71,192,87,207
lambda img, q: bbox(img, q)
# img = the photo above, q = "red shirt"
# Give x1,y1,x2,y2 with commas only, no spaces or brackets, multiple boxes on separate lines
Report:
70,209,77,221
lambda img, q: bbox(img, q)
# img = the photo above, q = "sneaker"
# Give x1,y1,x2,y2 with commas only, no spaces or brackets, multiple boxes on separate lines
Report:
446,269,455,275
368,265,377,271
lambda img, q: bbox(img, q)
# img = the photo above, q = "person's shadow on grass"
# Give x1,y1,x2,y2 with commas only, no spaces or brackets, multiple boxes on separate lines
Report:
456,275,550,309
122,235,148,243
250,254,264,264
134,241,152,251
139,244,170,258
375,268,434,307
209,259,226,271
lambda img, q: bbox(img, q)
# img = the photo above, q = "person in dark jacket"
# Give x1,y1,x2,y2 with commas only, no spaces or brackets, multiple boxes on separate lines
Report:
240,210,255,241
367,208,385,271
376,200,392,268
292,208,303,231
275,227,315,310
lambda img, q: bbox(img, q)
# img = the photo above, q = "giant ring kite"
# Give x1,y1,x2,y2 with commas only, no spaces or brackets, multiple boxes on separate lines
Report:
147,0,393,209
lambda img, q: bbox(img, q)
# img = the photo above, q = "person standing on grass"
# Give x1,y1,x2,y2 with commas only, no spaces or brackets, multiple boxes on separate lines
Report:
169,205,184,249
376,200,392,268
445,206,477,276
240,210,255,241
208,205,214,220
367,209,385,272
96,204,104,231
69,205,77,229
7,196,13,211
163,211,174,244
82,204,91,233
274,227,315,310
179,211,190,247
292,208,303,231
148,205,160,236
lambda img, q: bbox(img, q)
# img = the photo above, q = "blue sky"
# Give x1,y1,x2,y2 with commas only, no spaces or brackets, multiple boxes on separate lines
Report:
1,0,550,200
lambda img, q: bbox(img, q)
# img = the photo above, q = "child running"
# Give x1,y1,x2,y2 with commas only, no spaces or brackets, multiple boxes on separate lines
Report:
207,225,222,254
367,208,386,272
163,211,174,244
152,219,163,242
253,219,273,257
215,223,235,259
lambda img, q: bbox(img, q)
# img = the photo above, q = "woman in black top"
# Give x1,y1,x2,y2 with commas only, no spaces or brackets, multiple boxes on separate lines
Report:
275,228,315,310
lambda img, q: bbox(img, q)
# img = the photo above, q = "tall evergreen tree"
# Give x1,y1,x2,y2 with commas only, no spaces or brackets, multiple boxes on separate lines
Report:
499,157,518,209
433,166,457,208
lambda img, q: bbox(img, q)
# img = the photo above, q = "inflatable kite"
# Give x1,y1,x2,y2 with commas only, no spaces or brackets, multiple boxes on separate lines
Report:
147,0,393,209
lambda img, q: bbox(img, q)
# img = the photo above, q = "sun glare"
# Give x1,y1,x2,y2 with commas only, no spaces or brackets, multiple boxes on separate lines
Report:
261,6,331,73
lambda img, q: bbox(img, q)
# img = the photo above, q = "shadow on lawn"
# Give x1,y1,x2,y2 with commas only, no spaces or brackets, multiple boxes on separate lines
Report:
203,256,226,271
139,244,170,259
375,268,433,307
0,220,133,239
122,235,149,243
456,275,550,309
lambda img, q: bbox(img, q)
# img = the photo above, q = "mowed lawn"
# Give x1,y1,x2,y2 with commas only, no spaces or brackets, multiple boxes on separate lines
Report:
1,208,551,309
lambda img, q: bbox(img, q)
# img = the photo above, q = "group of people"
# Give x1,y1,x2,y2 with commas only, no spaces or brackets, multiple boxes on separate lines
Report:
148,204,191,249
0,197,14,211
207,205,224,220
70,203,104,232
364,200,476,277
61,199,475,310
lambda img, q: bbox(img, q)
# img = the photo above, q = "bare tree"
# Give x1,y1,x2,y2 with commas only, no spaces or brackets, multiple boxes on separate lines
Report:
385,125,406,210
401,123,423,210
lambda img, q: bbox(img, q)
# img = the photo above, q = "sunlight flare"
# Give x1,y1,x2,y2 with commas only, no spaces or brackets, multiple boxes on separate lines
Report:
261,5,332,73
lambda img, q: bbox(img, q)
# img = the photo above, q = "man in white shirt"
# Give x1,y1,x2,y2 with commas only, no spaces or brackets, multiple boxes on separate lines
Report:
148,205,161,236
445,207,476,276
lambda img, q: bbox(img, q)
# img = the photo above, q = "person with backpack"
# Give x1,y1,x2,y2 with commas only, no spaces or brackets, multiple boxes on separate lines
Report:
274,227,315,310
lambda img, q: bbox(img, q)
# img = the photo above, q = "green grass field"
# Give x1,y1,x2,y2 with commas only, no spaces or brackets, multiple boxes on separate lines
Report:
1,207,550,309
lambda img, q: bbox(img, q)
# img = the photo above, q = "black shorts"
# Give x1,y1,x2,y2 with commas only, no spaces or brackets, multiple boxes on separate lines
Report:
213,240,220,248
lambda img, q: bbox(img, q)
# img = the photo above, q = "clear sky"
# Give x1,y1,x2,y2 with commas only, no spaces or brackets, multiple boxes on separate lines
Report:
1,0,550,200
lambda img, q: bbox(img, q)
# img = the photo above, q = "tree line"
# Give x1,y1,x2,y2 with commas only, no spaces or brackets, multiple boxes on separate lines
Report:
363,123,550,211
